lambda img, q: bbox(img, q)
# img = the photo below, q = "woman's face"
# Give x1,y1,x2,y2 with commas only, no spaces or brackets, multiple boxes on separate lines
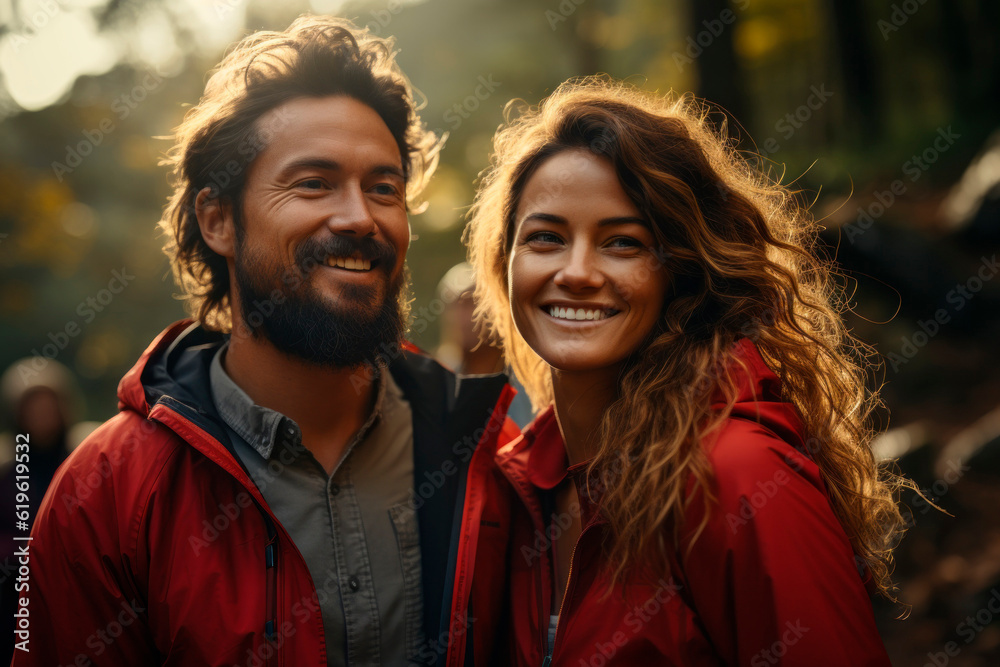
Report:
508,148,669,375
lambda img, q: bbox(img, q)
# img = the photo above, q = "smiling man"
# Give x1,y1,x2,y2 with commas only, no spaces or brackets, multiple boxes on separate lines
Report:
16,17,517,667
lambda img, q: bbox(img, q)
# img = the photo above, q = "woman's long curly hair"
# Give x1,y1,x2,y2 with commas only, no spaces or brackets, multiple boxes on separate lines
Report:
466,76,914,598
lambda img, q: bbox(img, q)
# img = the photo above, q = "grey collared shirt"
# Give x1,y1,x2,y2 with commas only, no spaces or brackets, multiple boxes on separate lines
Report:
209,342,423,666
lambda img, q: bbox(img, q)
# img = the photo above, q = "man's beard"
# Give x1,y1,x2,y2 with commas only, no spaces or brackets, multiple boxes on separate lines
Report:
233,233,406,369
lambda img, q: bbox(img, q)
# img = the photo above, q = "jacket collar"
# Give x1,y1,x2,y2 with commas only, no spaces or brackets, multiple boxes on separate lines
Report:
495,337,807,518
523,407,568,490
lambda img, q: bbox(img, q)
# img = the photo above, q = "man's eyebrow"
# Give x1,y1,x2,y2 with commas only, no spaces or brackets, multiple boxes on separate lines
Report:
521,212,649,227
371,164,405,180
277,159,405,180
278,157,340,177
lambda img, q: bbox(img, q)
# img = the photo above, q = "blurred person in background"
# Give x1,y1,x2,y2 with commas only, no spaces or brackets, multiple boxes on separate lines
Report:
15,16,518,667
0,358,82,665
435,261,534,427
466,76,914,665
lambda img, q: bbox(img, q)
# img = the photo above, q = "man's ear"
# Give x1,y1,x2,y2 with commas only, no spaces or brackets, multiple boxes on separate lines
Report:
195,187,236,258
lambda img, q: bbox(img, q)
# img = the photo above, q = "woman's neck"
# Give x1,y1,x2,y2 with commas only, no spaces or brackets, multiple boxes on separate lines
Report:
549,365,621,467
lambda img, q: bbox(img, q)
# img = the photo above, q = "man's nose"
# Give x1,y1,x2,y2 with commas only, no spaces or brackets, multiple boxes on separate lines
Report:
325,182,377,236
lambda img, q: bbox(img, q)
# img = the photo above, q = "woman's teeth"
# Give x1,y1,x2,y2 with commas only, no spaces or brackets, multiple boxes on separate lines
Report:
326,256,372,271
547,306,607,321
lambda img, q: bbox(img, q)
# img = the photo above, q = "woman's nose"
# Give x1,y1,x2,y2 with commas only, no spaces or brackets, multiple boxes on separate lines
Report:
554,245,604,292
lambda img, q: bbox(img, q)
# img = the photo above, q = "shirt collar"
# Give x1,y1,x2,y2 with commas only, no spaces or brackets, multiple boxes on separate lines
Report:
208,340,387,460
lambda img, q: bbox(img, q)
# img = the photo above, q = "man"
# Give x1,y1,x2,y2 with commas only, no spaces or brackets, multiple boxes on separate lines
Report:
16,16,516,667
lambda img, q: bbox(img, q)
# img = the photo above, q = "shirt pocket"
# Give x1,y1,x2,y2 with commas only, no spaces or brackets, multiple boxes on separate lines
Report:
388,502,425,661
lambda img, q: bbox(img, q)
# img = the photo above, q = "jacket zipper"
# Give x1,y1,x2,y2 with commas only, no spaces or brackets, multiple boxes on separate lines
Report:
535,549,547,664
151,402,287,666
263,513,279,666
542,521,591,666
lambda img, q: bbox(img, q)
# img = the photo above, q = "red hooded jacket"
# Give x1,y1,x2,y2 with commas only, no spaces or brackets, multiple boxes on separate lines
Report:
494,339,893,666
12,321,518,667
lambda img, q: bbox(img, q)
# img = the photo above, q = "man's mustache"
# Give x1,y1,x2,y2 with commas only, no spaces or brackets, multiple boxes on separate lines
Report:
295,235,398,274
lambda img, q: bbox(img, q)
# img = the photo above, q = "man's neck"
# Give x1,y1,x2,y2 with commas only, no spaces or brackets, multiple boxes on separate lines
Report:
224,327,380,474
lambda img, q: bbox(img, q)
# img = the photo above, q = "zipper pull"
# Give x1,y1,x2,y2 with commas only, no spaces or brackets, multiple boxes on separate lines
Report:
264,541,277,641
542,656,551,667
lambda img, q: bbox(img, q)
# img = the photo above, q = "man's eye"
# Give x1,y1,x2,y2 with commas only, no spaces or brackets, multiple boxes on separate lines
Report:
371,183,400,196
298,179,326,190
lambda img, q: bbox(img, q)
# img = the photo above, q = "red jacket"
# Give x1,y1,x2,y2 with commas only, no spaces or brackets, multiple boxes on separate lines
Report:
494,339,892,667
13,320,518,667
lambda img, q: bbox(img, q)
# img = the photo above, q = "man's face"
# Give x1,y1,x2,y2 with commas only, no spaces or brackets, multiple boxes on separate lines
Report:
231,95,411,368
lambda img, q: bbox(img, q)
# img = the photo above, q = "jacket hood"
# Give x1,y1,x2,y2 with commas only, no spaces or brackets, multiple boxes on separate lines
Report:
711,337,806,451
117,320,223,418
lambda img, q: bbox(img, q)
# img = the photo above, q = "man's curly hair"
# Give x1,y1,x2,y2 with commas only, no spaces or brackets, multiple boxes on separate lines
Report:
159,15,441,331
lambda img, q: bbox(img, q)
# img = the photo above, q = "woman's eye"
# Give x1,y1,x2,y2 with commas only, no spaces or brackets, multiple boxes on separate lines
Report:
526,231,562,245
607,236,644,249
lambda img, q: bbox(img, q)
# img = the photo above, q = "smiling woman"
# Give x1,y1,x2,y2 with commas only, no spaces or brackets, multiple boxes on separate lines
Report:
508,149,668,377
466,76,917,665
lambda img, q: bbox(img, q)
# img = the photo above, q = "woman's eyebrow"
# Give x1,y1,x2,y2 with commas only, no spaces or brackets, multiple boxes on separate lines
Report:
521,212,648,228
597,216,649,228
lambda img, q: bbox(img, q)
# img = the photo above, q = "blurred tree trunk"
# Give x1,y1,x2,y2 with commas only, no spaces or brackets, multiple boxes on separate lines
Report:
690,0,749,134
936,2,996,137
939,2,975,112
970,0,1000,122
827,0,882,142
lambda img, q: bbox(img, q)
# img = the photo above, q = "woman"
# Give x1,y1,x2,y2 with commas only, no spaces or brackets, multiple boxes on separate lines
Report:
466,77,910,665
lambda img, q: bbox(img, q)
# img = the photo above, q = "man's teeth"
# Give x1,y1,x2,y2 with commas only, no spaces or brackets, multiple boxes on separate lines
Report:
326,256,372,271
547,306,607,321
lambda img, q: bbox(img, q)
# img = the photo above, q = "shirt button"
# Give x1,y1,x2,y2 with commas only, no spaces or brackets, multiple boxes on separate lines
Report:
348,575,360,592
330,483,340,496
